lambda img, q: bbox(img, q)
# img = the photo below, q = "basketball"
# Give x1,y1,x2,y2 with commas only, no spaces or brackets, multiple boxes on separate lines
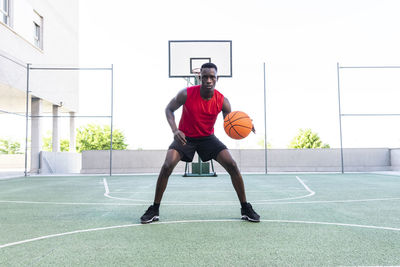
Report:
224,111,253,139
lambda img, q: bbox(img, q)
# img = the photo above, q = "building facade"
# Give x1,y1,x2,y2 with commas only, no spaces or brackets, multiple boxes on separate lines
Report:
0,0,79,173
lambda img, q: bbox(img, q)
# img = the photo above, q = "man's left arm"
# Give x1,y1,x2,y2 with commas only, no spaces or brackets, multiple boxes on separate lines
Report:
221,97,231,119
222,97,256,133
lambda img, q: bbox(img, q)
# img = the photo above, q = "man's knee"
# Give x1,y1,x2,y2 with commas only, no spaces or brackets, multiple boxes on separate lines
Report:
224,159,239,174
161,160,176,173
161,149,180,173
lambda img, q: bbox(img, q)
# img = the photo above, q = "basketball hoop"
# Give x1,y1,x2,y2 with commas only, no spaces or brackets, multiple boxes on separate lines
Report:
191,68,201,85
185,68,201,86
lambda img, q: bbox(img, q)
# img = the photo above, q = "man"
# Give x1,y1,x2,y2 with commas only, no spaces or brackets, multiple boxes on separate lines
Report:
140,62,260,223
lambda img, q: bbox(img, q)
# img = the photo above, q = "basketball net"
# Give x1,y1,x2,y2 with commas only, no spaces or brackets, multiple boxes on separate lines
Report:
191,68,201,86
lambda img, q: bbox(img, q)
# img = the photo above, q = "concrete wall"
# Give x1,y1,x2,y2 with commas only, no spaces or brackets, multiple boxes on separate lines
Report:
0,152,80,174
265,148,390,172
0,154,27,171
81,150,187,174
390,148,400,171
39,151,81,174
2,148,394,175
80,148,392,174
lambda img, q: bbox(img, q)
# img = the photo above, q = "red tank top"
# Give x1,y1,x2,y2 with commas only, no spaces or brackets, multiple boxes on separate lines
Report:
179,85,224,137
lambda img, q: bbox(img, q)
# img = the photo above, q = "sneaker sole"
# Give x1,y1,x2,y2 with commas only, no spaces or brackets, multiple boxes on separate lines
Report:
241,215,260,222
141,216,159,224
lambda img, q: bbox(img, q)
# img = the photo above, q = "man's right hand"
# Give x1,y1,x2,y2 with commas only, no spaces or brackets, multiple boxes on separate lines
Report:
173,130,187,145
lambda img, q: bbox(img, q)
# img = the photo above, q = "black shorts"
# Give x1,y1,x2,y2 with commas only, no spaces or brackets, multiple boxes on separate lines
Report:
169,135,227,162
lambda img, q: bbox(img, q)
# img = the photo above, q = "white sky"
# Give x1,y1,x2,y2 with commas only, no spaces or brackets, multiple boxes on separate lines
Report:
77,0,400,149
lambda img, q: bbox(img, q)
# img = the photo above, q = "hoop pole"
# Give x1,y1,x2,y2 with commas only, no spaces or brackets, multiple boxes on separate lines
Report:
263,62,268,174
337,63,344,174
24,64,30,177
109,64,114,176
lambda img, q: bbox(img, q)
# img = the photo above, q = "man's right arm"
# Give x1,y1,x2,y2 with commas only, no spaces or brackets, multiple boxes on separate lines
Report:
165,88,187,145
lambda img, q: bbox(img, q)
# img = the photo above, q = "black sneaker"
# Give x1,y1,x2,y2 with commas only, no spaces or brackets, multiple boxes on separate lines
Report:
140,205,159,224
241,202,260,222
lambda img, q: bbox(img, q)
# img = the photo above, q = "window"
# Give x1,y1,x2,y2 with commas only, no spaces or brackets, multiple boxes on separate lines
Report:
0,0,9,25
33,22,40,47
33,11,43,49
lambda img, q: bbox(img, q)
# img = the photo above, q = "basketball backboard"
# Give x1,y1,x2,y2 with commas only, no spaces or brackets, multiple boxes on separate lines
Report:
168,40,232,78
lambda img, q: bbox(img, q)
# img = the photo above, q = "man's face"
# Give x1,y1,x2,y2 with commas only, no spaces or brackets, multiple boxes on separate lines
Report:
200,68,218,90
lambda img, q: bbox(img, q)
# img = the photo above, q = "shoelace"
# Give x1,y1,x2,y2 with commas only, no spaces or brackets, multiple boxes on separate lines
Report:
144,206,156,215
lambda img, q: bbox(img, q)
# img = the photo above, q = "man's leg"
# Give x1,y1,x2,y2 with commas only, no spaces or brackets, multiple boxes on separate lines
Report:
215,149,246,203
216,149,260,222
140,149,181,224
154,149,181,203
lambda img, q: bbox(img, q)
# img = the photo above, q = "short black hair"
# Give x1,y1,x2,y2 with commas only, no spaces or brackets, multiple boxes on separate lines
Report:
201,62,218,72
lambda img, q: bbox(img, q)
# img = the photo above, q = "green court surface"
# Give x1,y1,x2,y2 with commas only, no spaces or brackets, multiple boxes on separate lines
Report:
1,173,400,266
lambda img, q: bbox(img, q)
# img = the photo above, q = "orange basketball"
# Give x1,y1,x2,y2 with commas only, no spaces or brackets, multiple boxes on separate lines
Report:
224,111,253,140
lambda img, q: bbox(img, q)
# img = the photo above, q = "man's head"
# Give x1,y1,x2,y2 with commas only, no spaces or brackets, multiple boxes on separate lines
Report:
200,63,218,91
200,62,218,73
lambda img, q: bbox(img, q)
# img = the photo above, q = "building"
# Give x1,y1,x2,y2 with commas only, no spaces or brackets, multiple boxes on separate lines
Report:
0,0,79,174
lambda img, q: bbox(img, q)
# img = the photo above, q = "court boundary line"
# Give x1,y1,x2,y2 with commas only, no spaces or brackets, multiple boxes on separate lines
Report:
0,200,146,206
1,218,400,249
1,197,400,206
110,189,306,193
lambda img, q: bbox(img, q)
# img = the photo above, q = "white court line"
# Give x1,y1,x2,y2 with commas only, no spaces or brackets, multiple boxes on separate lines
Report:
103,178,110,195
0,200,146,206
103,178,148,202
1,219,400,249
296,176,314,195
257,197,400,205
1,197,400,206
110,189,304,194
102,175,315,204
255,176,315,202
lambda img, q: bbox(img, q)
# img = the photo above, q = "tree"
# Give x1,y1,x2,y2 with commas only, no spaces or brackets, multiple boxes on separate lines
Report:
288,128,330,149
60,139,70,152
42,135,52,151
0,138,23,154
76,124,128,152
257,137,272,149
42,132,70,152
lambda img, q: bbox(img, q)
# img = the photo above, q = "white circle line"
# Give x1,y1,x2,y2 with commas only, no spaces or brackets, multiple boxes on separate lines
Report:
1,219,399,249
101,175,316,203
